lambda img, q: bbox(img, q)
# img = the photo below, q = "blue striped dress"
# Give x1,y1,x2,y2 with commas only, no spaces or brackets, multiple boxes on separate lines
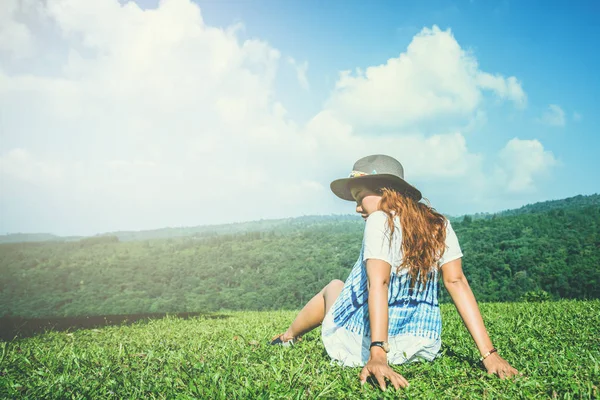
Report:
321,210,463,366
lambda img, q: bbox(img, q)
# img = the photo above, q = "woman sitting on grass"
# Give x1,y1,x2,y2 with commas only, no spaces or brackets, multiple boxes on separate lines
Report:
270,154,519,391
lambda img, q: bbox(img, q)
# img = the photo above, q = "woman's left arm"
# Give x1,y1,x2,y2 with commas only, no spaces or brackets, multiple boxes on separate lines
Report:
441,258,520,379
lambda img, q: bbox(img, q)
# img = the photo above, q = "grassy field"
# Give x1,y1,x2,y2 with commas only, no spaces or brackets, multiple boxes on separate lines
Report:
1,300,598,399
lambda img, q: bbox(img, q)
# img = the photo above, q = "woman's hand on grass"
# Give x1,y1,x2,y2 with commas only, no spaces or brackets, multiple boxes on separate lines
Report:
483,353,520,379
359,355,409,391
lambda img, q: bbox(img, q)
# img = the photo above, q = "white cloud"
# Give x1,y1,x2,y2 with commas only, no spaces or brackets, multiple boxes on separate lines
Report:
539,104,566,127
0,2,546,235
303,111,482,184
0,0,37,59
476,75,526,108
0,148,64,184
495,138,558,193
287,56,309,90
325,25,526,128
463,109,488,133
0,0,306,233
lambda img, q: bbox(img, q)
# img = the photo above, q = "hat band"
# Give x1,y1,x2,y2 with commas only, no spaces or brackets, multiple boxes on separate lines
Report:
349,170,376,178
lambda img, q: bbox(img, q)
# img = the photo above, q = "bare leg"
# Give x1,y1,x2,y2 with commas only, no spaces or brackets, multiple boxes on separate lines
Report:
281,279,344,341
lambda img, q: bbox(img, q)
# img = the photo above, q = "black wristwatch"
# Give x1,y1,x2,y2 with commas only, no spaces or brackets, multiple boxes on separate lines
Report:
370,341,390,353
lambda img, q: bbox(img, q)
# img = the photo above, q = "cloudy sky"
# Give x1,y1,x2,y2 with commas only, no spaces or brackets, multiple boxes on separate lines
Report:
1,0,598,236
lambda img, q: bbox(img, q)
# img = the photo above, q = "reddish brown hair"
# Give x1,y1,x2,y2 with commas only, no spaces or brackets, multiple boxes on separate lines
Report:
378,188,447,288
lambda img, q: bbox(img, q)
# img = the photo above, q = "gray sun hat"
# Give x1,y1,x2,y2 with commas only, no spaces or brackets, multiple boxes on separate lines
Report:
330,154,422,201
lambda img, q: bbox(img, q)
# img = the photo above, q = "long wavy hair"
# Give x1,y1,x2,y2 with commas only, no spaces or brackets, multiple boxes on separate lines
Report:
377,187,447,289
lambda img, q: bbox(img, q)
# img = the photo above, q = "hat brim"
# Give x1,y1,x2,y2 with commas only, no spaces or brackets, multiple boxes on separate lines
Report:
330,174,422,202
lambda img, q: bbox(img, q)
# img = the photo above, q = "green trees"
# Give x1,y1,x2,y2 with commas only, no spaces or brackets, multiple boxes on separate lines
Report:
453,204,600,302
1,197,599,318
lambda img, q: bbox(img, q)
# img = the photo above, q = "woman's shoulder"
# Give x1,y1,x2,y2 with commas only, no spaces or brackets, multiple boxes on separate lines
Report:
366,210,388,222
366,210,401,226
364,211,399,238
365,210,396,230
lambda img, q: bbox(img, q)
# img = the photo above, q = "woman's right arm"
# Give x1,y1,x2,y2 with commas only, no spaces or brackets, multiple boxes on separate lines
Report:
359,211,410,390
358,258,410,391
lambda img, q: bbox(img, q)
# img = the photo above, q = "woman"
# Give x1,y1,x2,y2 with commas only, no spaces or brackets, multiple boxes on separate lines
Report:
270,154,519,391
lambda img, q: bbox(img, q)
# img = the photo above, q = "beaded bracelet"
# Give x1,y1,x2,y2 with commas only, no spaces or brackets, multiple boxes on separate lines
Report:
480,348,498,362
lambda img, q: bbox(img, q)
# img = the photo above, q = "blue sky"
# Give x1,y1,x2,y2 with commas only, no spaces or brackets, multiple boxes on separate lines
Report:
195,0,599,199
0,0,598,236
161,0,599,201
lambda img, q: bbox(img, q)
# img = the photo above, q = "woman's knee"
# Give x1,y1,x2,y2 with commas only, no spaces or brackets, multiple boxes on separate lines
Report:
320,279,344,297
324,279,344,297
323,279,344,314
328,279,344,291
321,279,344,294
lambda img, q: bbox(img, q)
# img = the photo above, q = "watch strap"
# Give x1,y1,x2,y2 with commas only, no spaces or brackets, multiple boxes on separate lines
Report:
370,341,389,353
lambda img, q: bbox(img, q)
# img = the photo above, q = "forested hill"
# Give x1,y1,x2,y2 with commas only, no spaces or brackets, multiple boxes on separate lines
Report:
0,233,81,244
455,193,600,222
1,195,599,318
0,215,363,244
1,193,599,244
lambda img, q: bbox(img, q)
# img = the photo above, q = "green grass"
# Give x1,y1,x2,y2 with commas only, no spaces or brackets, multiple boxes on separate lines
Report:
1,300,599,399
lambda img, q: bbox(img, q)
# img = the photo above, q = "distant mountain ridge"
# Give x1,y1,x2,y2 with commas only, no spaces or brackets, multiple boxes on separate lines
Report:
2,193,598,244
452,193,600,222
0,233,82,244
0,215,362,244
